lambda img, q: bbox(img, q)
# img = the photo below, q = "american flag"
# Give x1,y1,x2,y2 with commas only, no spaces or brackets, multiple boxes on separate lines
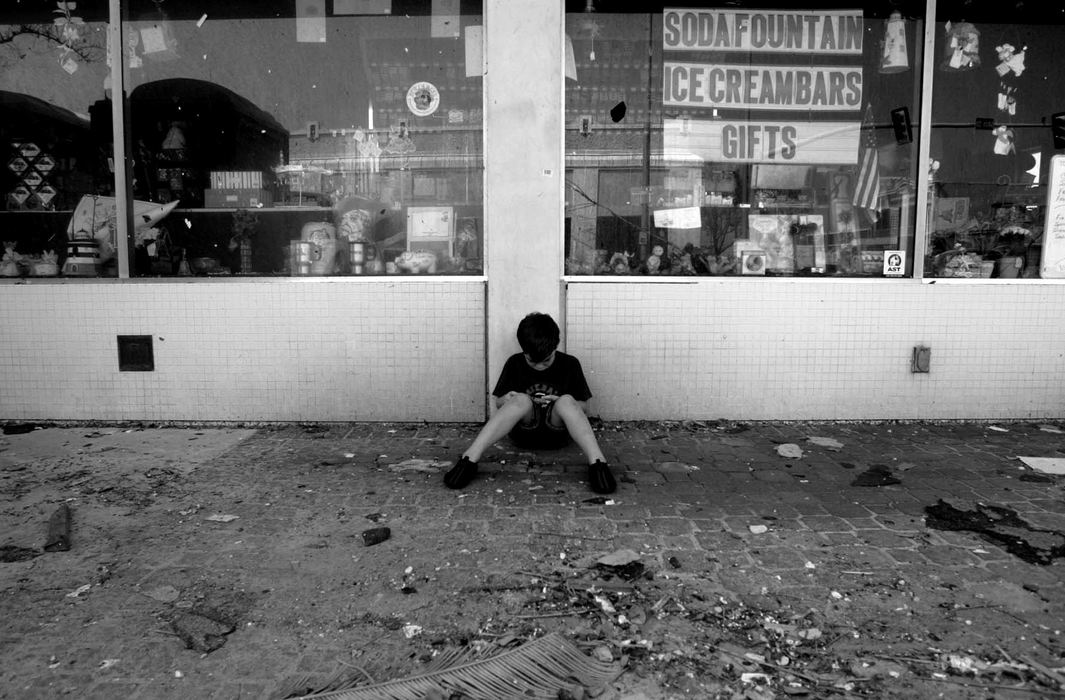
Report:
852,104,881,217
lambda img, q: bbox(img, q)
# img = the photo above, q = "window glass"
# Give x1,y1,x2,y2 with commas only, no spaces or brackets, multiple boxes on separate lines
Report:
926,2,1061,279
121,0,482,277
565,3,924,278
1,1,112,278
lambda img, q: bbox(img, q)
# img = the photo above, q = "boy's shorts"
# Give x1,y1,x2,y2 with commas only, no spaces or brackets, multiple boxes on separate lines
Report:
508,402,571,450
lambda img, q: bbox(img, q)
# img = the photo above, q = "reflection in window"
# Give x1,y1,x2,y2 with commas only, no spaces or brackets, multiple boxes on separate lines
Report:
1,3,110,277
1,1,483,279
926,2,1064,279
564,4,923,278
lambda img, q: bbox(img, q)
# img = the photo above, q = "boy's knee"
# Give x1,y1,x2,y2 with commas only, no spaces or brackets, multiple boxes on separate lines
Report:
505,392,534,410
554,394,579,409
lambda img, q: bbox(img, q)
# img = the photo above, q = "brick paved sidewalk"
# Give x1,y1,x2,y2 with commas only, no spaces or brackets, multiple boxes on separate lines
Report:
1,420,1063,699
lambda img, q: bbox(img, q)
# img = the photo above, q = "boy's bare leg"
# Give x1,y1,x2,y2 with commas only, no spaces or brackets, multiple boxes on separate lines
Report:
550,395,606,463
463,393,534,462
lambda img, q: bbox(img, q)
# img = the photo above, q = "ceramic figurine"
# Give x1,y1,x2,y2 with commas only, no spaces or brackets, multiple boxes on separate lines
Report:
1,241,22,277
394,249,437,274
608,251,632,275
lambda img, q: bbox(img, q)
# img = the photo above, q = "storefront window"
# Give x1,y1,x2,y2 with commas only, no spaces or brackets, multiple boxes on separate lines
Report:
120,1,483,278
1,1,111,278
926,2,1063,279
2,1,483,279
565,3,924,278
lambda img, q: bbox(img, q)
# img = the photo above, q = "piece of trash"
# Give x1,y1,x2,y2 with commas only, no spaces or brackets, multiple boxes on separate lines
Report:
344,452,355,458
174,669,184,678
593,594,616,614
205,514,239,523
66,584,92,598
592,645,613,662
740,672,771,684
798,627,822,640
776,443,804,459
583,496,611,505
807,436,844,450
1018,457,1065,475
830,591,843,600
1038,425,1064,434
925,499,1065,565
170,612,234,653
388,458,448,473
0,545,41,563
44,504,72,552
668,556,681,569
656,461,700,472
597,549,640,567
988,425,1009,432
98,659,119,670
748,524,769,534
851,465,901,487
143,585,180,603
362,527,391,546
402,624,422,638
804,561,816,569
365,512,385,522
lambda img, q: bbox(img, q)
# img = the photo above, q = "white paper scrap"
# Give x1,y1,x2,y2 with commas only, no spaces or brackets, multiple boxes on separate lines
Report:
1018,457,1065,475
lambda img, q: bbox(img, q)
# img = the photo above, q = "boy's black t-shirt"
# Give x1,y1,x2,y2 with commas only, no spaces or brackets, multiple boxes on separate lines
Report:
492,352,592,402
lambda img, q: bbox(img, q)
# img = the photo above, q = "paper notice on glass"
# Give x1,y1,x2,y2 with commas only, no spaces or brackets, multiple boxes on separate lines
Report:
139,25,169,54
653,206,701,229
565,34,577,81
464,25,484,77
296,0,327,43
431,0,460,38
333,0,391,14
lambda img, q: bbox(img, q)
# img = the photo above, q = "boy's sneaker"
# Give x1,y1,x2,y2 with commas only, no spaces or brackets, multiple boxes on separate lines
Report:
588,460,616,494
444,456,478,489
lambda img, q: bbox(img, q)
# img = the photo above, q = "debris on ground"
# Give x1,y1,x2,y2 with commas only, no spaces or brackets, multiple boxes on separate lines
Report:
388,458,449,473
775,444,804,459
806,436,844,450
1018,456,1065,475
205,513,239,523
0,544,40,562
44,504,72,552
925,499,1065,565
170,612,234,653
851,464,901,487
362,526,391,546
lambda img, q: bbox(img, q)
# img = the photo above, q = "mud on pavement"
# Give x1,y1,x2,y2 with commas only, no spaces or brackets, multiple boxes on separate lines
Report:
1,420,1064,699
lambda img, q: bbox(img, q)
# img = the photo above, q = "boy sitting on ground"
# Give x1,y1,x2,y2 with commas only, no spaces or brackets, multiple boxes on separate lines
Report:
444,312,615,494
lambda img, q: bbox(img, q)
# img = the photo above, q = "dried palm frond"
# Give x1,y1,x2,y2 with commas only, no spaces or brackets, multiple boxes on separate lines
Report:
289,633,623,700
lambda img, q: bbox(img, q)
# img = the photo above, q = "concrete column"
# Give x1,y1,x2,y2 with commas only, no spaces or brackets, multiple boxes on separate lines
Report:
484,0,564,415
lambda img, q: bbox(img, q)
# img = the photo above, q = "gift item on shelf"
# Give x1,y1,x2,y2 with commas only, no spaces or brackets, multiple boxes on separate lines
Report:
394,249,437,273
1,241,22,277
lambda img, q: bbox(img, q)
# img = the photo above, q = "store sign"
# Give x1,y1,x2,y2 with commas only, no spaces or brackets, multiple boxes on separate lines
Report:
663,63,862,111
664,9,863,54
664,118,858,164
663,7,863,164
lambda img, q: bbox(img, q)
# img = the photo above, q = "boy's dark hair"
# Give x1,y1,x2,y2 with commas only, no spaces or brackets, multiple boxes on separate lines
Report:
516,312,560,362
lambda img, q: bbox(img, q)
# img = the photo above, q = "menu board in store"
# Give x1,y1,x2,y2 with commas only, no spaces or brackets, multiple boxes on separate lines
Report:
1042,154,1065,278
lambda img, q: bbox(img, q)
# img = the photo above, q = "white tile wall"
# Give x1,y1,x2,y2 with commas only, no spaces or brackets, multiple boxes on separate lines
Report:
0,279,486,422
566,279,1065,420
